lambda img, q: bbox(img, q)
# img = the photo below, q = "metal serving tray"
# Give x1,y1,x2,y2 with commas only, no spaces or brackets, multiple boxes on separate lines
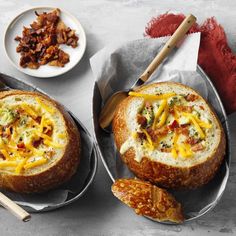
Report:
92,65,231,223
0,73,98,212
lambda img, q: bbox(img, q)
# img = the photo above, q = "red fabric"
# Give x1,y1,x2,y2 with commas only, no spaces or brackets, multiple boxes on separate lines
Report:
145,13,236,114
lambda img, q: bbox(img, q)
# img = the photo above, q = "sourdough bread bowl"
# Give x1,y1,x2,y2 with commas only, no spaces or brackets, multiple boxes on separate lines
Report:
113,82,226,189
0,90,80,193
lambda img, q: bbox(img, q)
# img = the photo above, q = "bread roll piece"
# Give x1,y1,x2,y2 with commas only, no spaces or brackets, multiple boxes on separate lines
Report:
113,82,226,189
0,90,80,193
112,178,184,223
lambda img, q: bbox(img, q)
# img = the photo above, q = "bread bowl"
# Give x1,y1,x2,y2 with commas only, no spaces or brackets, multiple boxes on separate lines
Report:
113,82,226,189
112,178,184,223
0,90,80,193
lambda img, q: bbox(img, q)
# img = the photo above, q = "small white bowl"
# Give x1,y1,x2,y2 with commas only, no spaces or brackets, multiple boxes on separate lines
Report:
4,6,86,78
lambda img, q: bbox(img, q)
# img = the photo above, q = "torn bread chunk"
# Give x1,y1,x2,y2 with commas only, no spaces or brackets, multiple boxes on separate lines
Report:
112,178,184,223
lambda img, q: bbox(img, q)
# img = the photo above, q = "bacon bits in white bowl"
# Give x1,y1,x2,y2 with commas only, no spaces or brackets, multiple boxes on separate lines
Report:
4,7,86,78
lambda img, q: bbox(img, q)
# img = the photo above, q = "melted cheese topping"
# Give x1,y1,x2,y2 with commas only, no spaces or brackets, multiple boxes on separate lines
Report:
0,95,68,175
120,84,221,167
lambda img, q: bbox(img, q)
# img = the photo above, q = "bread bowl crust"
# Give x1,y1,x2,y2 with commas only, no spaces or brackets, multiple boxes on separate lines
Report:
0,90,81,193
113,82,226,189
112,178,184,223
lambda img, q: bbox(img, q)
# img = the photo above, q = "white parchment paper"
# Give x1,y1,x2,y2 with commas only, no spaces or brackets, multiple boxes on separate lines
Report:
90,33,201,101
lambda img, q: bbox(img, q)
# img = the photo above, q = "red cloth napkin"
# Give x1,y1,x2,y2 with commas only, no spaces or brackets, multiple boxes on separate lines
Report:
145,13,236,115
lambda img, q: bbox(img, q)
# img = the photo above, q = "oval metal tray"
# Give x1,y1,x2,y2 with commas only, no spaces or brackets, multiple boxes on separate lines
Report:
92,65,231,223
0,73,98,212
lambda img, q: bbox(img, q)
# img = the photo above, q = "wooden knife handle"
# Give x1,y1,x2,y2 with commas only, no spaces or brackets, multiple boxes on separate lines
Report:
139,14,197,83
0,192,31,222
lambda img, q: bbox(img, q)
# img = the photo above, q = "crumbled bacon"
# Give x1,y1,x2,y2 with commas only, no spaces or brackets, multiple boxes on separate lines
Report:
191,143,205,152
181,127,189,136
16,108,24,114
169,107,174,114
39,45,69,66
185,94,199,102
155,126,169,136
145,101,152,108
137,114,147,128
137,132,146,140
160,147,172,153
175,105,193,113
145,126,168,142
17,142,26,149
35,116,42,124
176,127,189,136
168,120,179,130
199,105,205,110
146,128,158,142
33,138,43,148
43,126,53,136
186,137,199,145
180,124,188,128
15,8,78,69
0,153,5,160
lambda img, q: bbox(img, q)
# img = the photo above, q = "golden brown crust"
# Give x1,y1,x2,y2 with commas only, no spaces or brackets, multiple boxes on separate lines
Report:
0,90,81,193
113,82,226,189
112,178,184,223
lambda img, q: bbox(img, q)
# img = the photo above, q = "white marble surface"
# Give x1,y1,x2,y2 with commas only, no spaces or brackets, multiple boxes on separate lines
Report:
0,0,235,235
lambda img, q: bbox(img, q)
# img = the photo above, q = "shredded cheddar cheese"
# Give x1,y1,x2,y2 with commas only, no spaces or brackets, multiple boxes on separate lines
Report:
198,122,212,129
57,133,66,139
131,132,138,139
192,115,212,129
0,149,11,160
44,140,64,148
173,106,179,122
21,103,38,119
24,143,44,156
183,143,193,157
24,158,47,169
178,145,188,157
15,157,28,174
39,115,45,133
171,148,177,158
141,128,154,150
36,97,55,114
12,127,18,140
0,161,18,168
182,113,206,139
129,91,176,100
0,95,68,174
5,127,11,137
189,116,205,139
171,133,179,158
152,99,167,128
156,104,169,128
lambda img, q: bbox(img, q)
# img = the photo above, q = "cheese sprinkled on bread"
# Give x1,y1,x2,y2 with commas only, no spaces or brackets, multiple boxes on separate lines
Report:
0,90,80,193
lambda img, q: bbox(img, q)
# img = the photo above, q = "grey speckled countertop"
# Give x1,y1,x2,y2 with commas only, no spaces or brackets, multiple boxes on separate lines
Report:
0,0,235,235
